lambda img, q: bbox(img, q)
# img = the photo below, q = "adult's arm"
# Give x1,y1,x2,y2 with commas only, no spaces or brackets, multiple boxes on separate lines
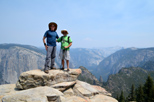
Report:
43,37,48,51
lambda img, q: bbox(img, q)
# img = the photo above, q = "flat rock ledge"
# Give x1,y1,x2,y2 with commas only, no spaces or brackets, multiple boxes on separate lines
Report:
16,69,81,90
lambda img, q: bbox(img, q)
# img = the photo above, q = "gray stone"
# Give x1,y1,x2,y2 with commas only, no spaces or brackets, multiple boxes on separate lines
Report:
16,69,81,90
92,85,112,96
52,81,76,91
2,86,63,102
0,84,18,101
90,94,118,102
62,96,87,102
47,95,61,102
63,88,74,97
73,80,99,97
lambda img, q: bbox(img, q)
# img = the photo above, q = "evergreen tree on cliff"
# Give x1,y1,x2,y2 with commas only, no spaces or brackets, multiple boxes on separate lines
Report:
136,85,144,102
119,91,125,102
127,84,136,101
143,75,154,102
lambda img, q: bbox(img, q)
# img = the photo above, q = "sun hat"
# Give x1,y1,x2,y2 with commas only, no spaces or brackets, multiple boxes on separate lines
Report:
48,22,57,31
61,29,69,34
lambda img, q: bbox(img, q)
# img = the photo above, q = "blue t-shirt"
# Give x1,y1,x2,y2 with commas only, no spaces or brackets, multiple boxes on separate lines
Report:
44,30,59,46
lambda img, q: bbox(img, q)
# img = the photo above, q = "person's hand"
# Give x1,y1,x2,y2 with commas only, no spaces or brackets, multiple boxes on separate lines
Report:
64,46,68,49
45,45,48,51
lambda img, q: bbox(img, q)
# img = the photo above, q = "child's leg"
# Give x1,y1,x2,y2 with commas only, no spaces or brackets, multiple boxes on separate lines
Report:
66,60,69,69
62,59,65,68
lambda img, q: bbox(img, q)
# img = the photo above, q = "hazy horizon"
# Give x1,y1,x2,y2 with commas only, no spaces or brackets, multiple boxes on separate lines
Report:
1,43,154,50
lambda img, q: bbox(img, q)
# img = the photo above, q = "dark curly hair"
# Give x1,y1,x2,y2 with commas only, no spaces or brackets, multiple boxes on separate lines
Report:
48,22,57,31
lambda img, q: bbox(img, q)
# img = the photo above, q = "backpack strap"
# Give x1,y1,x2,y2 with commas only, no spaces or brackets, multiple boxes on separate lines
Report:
68,36,70,44
61,36,64,41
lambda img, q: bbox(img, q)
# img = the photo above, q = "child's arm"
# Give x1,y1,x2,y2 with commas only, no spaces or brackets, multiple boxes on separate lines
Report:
56,37,61,42
64,42,72,49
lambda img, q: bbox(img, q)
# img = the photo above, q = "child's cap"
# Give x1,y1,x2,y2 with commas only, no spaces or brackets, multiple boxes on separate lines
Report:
61,29,69,34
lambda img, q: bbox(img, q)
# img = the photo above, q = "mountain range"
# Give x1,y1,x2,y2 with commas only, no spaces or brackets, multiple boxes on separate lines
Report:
1,44,121,85
95,47,154,81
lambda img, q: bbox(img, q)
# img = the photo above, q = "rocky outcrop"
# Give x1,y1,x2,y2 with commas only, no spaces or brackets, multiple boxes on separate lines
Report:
0,68,118,102
16,69,81,90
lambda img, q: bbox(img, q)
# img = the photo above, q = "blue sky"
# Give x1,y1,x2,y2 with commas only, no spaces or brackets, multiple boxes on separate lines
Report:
0,0,154,48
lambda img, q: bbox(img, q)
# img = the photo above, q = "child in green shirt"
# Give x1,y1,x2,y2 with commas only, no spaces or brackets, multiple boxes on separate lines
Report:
56,29,72,71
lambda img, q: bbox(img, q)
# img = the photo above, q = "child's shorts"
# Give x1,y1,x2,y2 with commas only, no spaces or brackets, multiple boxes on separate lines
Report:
59,49,70,60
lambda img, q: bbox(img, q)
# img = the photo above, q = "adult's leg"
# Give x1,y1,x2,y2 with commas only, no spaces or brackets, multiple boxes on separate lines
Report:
51,46,56,68
44,46,52,71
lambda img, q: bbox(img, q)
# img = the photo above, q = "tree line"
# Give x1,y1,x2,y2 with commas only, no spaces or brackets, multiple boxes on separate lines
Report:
117,75,154,102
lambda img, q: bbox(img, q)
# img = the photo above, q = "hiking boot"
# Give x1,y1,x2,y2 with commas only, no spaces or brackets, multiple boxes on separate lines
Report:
60,68,64,70
50,67,56,70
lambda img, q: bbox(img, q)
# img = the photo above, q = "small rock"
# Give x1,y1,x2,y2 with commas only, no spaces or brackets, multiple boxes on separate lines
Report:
63,88,74,97
52,81,76,91
73,80,99,97
47,95,61,102
92,85,112,96
90,94,118,102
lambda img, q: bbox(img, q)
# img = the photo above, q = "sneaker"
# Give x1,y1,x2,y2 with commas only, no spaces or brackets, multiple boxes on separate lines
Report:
67,68,70,72
44,70,49,74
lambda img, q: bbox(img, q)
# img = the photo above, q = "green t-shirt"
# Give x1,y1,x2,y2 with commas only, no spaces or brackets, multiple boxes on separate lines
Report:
57,36,72,50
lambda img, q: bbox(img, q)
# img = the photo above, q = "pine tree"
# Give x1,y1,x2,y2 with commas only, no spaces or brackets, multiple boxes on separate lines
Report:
119,91,125,102
150,85,154,102
116,94,119,101
143,75,154,102
127,84,136,101
130,84,136,101
136,85,144,102
125,96,129,102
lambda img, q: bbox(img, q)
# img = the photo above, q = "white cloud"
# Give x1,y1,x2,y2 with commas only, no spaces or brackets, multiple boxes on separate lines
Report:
83,37,93,42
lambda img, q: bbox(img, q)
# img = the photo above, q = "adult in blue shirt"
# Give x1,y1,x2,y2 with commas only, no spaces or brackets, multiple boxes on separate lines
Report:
43,22,59,73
